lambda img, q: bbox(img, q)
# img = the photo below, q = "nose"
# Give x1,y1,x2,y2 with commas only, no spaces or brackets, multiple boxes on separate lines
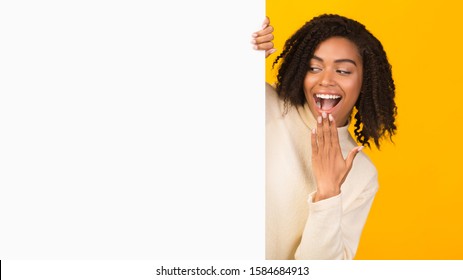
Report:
319,70,335,86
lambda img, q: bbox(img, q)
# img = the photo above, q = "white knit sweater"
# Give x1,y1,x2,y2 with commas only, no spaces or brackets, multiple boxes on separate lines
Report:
265,83,378,260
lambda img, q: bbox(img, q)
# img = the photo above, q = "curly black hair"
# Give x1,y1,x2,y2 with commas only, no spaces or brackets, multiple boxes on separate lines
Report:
273,14,397,148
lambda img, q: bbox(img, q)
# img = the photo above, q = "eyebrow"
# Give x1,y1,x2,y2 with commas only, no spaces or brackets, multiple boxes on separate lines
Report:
311,55,357,66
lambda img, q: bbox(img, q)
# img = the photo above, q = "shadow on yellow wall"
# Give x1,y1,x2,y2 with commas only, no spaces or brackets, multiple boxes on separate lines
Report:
266,0,463,259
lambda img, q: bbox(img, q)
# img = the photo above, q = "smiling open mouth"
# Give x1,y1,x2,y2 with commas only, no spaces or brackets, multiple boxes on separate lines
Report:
314,94,342,111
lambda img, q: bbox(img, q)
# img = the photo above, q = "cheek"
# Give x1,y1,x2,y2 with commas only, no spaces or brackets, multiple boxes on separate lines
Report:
303,75,317,94
343,77,362,102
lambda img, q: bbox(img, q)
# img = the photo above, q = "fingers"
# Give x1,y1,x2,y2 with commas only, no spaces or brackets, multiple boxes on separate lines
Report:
252,41,274,51
252,32,274,45
329,114,340,149
314,113,338,152
311,128,318,156
262,16,270,29
252,24,274,38
312,113,364,191
321,112,331,151
316,115,324,151
251,26,274,51
265,48,277,58
251,17,276,57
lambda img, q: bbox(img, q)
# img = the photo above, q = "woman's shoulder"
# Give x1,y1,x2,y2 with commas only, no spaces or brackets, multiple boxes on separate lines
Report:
265,83,279,103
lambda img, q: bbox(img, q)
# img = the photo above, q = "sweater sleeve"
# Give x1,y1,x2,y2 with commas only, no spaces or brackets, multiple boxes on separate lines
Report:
294,173,378,260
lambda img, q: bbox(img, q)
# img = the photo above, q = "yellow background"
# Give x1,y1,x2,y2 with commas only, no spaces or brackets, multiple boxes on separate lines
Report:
266,0,463,259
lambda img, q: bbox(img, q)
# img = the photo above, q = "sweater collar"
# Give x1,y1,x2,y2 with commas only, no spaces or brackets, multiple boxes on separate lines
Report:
296,102,351,141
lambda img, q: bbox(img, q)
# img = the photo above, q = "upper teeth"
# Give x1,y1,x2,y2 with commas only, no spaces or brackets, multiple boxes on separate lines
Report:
316,94,341,99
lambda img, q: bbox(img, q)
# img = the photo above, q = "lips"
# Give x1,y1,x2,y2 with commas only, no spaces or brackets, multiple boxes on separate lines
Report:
314,93,342,111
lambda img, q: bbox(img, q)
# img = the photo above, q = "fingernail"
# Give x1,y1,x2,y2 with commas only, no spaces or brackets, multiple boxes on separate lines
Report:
322,112,327,119
317,116,322,124
328,114,334,122
252,33,258,38
253,45,258,50
268,48,276,55
312,128,316,134
250,39,256,44
262,23,268,29
357,146,364,152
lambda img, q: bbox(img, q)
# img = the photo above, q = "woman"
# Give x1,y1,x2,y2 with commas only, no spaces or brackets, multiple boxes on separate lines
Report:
253,15,397,259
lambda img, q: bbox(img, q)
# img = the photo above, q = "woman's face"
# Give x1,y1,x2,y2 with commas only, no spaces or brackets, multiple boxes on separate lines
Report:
303,36,363,127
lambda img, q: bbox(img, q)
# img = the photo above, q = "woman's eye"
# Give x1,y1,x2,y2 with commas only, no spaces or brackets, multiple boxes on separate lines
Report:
309,67,321,73
337,69,351,75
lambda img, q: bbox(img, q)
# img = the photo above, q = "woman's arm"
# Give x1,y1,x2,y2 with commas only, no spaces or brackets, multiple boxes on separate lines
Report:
295,174,378,259
294,111,371,259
